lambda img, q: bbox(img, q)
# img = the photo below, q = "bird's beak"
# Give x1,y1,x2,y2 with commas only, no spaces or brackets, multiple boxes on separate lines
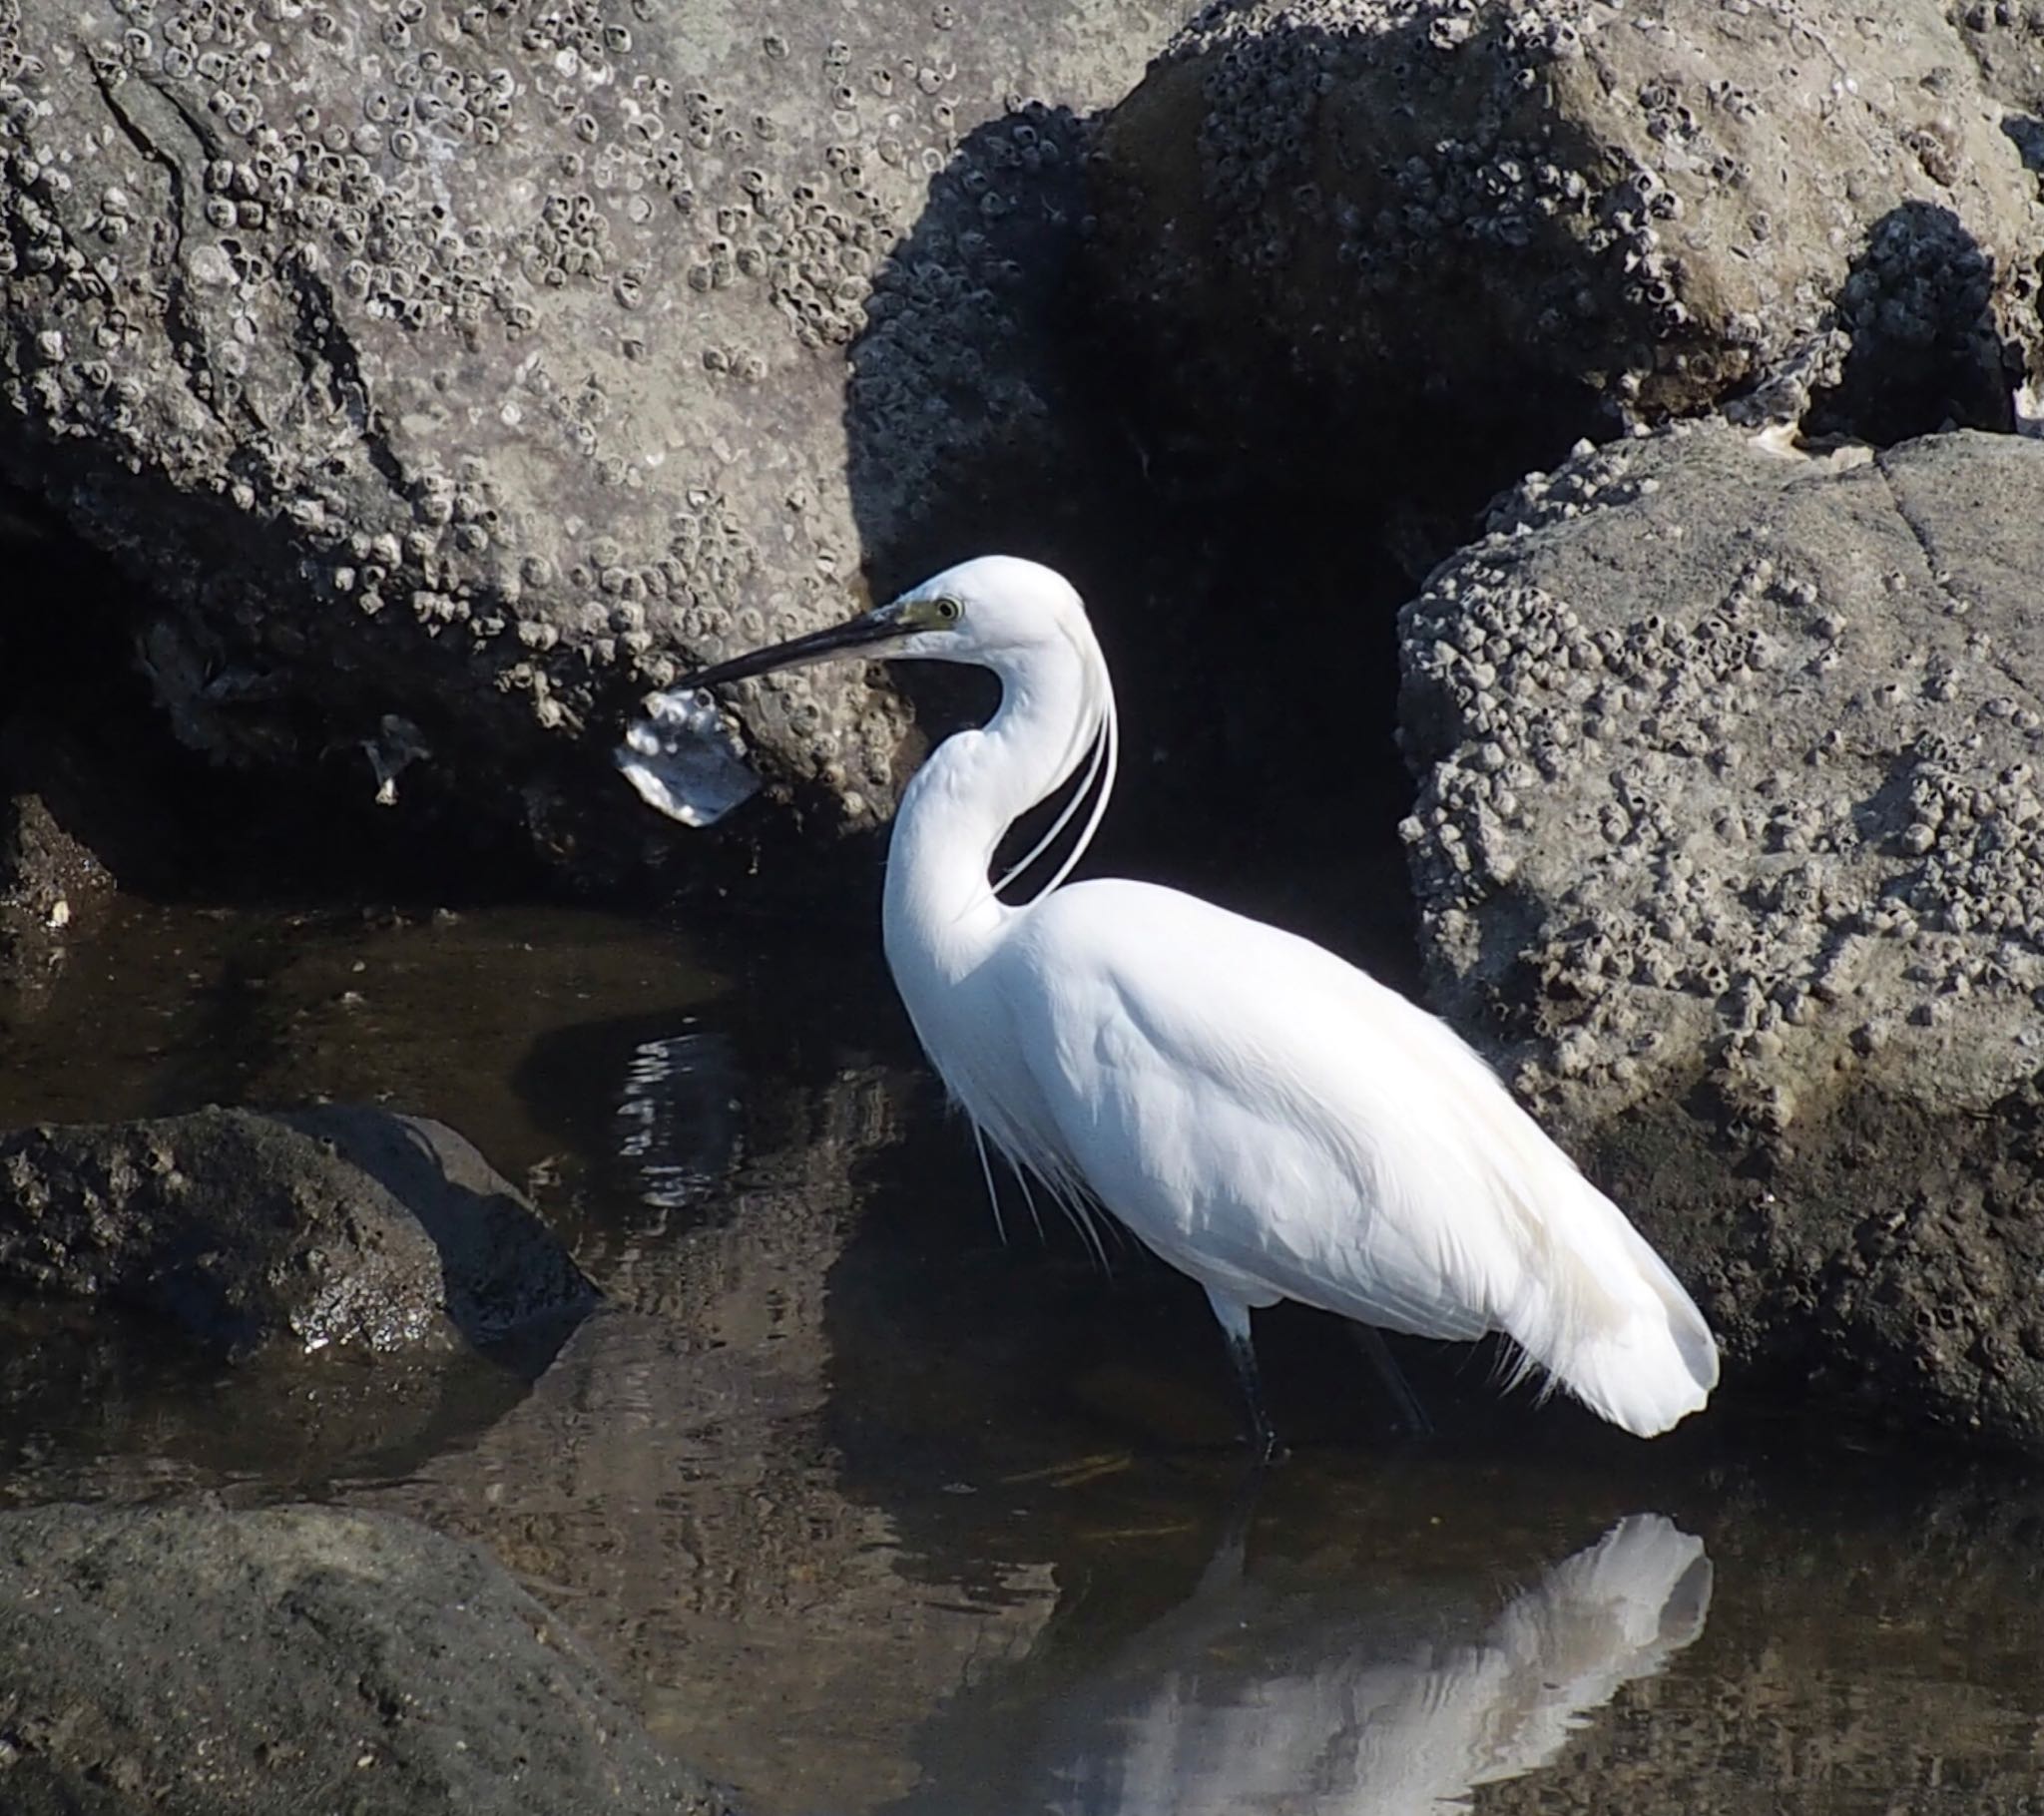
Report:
679,603,914,688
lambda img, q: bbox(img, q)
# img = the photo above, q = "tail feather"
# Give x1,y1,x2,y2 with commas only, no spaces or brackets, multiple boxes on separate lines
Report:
1374,990,1719,1438
1499,1172,1719,1438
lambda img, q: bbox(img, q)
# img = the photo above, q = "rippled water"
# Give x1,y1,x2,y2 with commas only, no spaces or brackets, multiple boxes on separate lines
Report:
2,900,2041,1814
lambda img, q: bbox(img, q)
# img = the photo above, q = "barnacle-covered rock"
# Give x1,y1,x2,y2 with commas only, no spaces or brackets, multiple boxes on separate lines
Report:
1399,422,2044,1454
1094,0,2044,495
0,0,1180,861
0,1104,596,1357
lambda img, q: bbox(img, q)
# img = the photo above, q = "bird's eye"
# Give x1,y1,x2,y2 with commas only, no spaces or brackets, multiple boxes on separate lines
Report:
933,597,962,623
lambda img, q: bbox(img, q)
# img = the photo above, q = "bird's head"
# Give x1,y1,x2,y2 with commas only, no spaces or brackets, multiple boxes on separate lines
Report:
675,555,1090,688
639,553,1118,872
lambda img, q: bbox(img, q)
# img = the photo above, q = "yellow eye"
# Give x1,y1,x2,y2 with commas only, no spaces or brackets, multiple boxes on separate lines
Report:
934,597,962,623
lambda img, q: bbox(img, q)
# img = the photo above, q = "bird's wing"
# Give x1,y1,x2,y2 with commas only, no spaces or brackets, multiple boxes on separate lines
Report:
998,880,1521,1336
998,880,1716,1431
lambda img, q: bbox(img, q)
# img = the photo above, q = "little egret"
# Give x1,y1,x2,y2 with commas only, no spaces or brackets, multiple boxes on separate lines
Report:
659,557,1719,1455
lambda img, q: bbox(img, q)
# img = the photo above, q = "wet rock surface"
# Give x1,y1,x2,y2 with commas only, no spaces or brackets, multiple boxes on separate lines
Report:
0,1501,736,1815
1399,422,2044,1452
1093,0,2044,500
0,0,1184,868
0,1103,596,1358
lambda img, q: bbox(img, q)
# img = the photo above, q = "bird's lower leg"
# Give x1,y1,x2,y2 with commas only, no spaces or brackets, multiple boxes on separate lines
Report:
1226,1330,1287,1466
1353,1323,1433,1438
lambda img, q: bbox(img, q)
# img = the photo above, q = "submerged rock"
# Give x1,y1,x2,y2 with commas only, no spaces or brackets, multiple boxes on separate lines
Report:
0,1502,736,1815
1399,422,2044,1453
0,1105,596,1358
0,0,1184,863
1093,0,2043,492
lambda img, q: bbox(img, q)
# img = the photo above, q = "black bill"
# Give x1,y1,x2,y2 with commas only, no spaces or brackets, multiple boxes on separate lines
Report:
680,603,911,688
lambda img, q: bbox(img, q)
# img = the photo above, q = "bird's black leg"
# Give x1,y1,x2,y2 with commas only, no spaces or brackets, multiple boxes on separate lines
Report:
1352,1323,1434,1439
1205,1287,1288,1465
1226,1327,1288,1467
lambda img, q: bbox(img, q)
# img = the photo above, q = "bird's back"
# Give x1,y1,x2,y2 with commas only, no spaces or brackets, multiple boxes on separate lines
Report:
986,879,1717,1436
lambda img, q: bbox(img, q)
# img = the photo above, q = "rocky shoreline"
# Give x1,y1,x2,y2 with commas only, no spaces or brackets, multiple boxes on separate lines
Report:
8,0,2044,1804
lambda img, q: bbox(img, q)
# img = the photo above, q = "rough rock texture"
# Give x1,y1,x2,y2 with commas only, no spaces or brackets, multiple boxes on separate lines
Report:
1399,422,2044,1453
0,1502,735,1815
1094,0,2044,498
0,0,1185,860
0,1103,596,1356
1958,2,2044,114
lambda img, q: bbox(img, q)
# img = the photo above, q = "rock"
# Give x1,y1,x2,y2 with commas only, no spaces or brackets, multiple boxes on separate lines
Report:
0,788,109,912
280,1103,602,1344
0,0,1185,863
1398,422,2044,1453
1955,3,2044,114
0,1105,596,1358
0,1502,736,1815
1093,0,2044,500
0,789,112,997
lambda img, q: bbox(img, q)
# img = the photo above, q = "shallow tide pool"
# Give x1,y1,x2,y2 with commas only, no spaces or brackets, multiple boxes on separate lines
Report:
1,900,2040,1814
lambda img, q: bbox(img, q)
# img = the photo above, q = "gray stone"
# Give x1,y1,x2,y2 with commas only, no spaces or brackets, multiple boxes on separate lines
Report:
0,0,1185,861
1093,1,2044,478
1398,422,2044,1453
0,1502,735,1815
0,1104,597,1357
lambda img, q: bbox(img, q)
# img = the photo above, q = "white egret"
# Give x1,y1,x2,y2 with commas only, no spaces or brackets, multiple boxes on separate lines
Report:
656,557,1719,1456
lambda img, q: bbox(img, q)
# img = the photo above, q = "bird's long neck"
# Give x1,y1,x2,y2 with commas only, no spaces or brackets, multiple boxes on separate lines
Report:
882,630,1108,989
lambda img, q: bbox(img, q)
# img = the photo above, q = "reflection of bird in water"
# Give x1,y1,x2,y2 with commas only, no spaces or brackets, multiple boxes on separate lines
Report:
1031,1514,1711,1816
629,557,1718,1455
611,1028,742,1217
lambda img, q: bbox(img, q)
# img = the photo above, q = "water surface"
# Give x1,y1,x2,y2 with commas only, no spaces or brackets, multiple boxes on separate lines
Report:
1,900,2039,1814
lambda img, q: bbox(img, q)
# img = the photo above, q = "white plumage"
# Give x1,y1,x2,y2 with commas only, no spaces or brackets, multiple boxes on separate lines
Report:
662,555,1719,1449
